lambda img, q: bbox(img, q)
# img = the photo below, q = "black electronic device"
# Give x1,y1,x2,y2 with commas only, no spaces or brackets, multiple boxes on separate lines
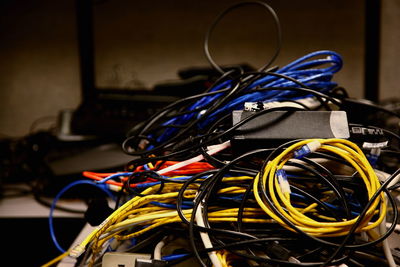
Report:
70,89,180,139
231,110,350,151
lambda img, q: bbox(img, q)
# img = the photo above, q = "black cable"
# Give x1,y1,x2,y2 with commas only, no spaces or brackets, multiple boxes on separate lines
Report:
352,250,392,266
289,185,342,222
1,185,31,198
125,171,167,197
186,147,307,266
258,169,398,257
124,106,305,165
251,84,341,110
204,0,282,74
120,139,398,265
109,154,396,266
28,181,86,214
308,151,352,167
177,170,217,225
257,142,399,250
123,69,238,150
237,180,254,232
292,157,351,219
123,69,336,159
33,192,85,214
388,181,400,190
321,168,400,266
168,238,350,266
114,175,132,210
185,150,272,266
343,98,400,119
123,86,233,153
329,86,350,98
124,226,171,253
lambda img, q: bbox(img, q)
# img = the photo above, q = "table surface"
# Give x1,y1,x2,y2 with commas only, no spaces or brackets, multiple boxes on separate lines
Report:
0,183,86,218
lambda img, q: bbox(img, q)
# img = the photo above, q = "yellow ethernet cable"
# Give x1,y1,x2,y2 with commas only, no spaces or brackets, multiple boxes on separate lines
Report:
254,138,386,237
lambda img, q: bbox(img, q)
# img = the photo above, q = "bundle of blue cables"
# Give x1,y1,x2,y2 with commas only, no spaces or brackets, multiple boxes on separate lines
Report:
141,50,342,151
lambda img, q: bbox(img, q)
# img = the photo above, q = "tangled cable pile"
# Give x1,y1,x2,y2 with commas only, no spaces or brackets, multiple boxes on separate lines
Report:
122,50,343,159
44,136,399,267
43,1,400,267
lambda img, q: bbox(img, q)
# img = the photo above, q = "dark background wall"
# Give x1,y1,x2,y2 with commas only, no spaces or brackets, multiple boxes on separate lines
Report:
0,0,398,137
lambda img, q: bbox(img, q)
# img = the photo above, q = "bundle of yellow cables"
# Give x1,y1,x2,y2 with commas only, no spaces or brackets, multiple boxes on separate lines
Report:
66,176,271,266
254,138,386,237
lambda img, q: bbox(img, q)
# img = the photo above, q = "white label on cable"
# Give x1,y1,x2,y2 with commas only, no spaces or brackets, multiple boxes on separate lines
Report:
362,141,388,149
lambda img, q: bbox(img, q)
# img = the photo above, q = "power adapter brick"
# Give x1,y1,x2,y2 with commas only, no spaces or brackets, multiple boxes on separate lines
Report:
231,110,350,151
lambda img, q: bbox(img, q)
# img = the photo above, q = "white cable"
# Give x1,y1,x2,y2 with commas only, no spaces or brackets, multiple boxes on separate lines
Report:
375,169,400,188
380,215,397,267
157,140,231,175
195,203,222,267
375,169,398,267
154,236,168,260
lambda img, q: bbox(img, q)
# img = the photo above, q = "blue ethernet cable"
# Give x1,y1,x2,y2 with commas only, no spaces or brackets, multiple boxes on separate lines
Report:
96,172,132,184
148,80,232,149
49,180,115,253
162,253,189,261
144,50,343,149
